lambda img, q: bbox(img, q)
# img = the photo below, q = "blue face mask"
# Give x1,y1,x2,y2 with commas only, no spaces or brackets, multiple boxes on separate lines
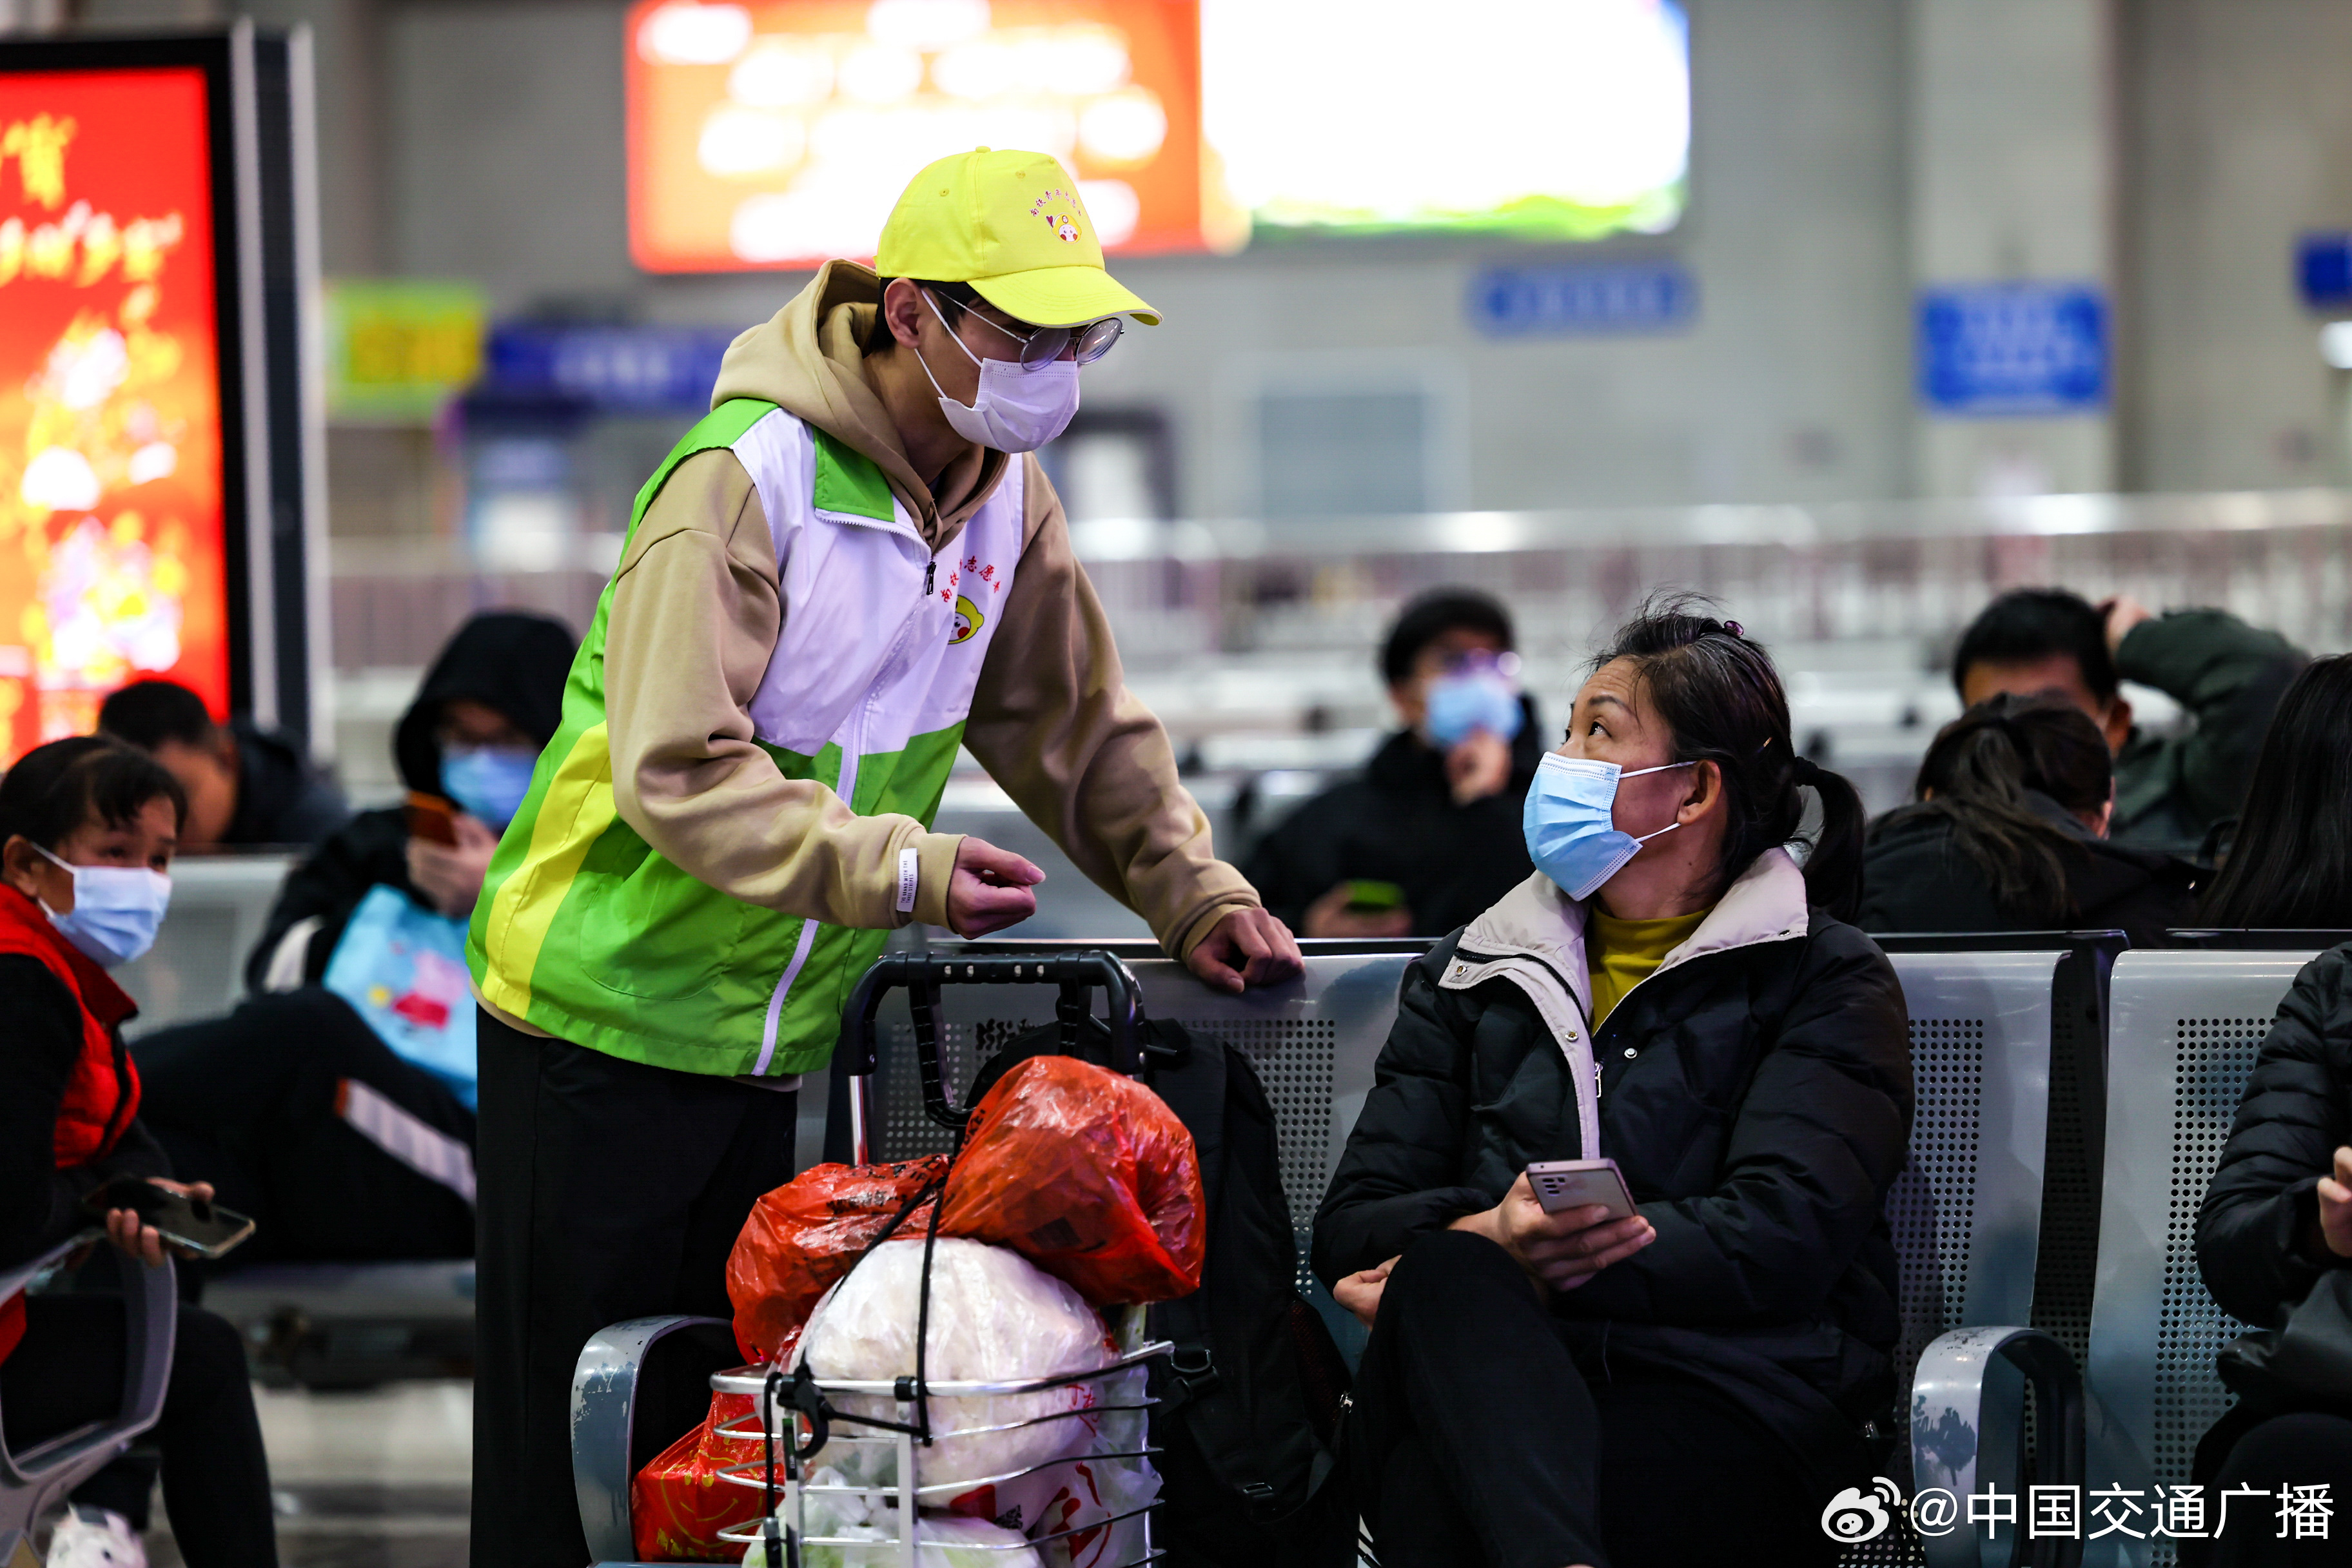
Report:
1522,754,1695,901
1424,670,1524,749
440,747,538,830
35,844,171,968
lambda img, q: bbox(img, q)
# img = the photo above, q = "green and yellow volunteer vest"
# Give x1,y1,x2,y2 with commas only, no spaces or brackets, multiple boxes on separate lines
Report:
466,398,1027,1076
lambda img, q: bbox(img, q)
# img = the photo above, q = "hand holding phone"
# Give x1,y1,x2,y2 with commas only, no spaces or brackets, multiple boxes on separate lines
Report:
81,1177,255,1262
405,791,460,847
1525,1158,1638,1222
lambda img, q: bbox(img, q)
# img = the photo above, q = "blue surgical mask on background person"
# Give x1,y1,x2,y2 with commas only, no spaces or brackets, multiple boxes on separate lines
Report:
441,747,538,830
35,843,172,968
1522,754,1696,901
1424,669,1525,749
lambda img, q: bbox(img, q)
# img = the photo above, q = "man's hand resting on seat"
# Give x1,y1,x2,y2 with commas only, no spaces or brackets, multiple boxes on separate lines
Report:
945,838,1046,937
1186,907,1304,994
1449,1173,1654,1293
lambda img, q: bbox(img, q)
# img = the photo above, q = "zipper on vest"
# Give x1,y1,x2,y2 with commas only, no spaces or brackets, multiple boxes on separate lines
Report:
925,559,935,597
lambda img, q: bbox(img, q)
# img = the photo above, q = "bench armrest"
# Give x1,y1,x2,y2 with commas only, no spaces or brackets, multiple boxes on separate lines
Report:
1911,1325,2086,1568
573,1314,731,1564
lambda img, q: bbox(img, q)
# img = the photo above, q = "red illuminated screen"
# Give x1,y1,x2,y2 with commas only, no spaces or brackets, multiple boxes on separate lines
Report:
627,0,1207,273
0,66,226,762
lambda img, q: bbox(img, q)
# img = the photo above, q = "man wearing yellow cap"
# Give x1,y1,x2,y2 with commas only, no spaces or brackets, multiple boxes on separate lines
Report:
463,150,1302,1563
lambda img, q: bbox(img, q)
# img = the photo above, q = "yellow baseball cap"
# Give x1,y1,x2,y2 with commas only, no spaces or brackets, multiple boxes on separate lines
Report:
876,148,1160,328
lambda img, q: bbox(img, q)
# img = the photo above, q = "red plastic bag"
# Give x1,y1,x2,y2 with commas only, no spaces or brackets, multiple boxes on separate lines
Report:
939,1055,1204,1304
629,1391,761,1562
727,1155,949,1360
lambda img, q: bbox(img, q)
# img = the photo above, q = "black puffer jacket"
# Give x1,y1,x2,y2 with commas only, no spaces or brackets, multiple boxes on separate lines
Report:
1315,851,1914,1475
1859,790,2202,948
2197,945,2352,1331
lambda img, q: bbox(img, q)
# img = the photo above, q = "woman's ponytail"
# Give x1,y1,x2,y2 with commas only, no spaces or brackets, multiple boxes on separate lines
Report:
1791,754,1867,922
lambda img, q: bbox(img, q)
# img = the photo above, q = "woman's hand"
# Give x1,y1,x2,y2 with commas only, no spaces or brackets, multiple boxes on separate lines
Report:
103,1179,214,1268
2315,1146,2352,1259
1333,1255,1401,1328
1449,1173,1655,1293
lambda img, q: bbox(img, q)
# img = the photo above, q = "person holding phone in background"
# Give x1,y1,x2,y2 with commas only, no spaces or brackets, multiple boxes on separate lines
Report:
1244,589,1544,939
0,736,277,1568
1314,600,1912,1568
126,611,578,1272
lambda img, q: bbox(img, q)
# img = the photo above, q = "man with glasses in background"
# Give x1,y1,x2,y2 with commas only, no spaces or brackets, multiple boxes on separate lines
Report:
464,148,1302,1565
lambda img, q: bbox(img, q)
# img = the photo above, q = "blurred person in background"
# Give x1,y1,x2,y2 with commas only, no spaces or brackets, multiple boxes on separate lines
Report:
1858,694,2200,946
99,678,346,853
126,611,577,1270
0,737,277,1568
464,150,1299,1567
1244,587,1542,939
2198,655,2352,931
1316,603,1910,1568
1952,588,2303,858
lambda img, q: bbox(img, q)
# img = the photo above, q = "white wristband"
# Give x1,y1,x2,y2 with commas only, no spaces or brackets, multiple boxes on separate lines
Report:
896,846,920,916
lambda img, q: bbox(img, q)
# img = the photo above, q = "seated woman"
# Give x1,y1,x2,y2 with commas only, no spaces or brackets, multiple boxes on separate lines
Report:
2190,655,2352,1568
1857,692,2201,946
129,610,574,1266
1315,602,1912,1568
0,736,277,1568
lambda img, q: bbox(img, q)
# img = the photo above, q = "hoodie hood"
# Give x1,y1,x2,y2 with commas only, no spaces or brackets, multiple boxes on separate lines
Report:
709,259,1008,552
395,611,578,795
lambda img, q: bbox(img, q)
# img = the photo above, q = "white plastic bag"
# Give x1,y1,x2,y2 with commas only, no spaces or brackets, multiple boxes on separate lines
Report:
738,1472,1044,1567
796,1238,1112,1493
941,1364,1160,1568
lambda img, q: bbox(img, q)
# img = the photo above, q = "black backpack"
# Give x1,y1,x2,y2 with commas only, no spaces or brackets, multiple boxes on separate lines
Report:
969,1015,1358,1568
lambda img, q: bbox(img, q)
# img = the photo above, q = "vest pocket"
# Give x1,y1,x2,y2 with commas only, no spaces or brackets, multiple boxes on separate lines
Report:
577,832,750,1001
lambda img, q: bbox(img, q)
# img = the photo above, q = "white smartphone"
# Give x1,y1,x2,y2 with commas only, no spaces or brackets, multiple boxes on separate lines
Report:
1525,1158,1637,1220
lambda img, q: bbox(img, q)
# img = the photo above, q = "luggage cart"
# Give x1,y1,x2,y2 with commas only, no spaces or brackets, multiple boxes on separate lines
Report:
711,950,1170,1567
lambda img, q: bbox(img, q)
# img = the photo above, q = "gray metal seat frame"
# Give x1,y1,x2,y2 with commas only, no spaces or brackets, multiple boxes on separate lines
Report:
0,1241,176,1562
2079,947,2320,1568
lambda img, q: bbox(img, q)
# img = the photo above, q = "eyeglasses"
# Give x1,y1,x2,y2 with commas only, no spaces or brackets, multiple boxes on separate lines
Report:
943,292,1124,369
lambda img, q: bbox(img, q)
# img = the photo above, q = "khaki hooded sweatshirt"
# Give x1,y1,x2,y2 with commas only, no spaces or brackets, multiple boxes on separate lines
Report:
500,262,1253,1036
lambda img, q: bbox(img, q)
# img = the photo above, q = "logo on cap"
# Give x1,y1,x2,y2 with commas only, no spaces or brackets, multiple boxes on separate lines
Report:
1032,188,1083,243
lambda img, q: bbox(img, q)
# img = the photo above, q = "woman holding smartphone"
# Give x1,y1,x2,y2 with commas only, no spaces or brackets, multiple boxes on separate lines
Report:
0,735,278,1568
1315,601,1913,1568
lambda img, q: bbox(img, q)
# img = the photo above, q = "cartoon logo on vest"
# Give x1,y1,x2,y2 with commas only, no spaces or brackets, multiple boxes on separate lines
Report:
1030,188,1083,243
950,594,985,644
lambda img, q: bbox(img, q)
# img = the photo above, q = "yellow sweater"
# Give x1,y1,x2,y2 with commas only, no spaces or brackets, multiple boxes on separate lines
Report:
1587,906,1709,1028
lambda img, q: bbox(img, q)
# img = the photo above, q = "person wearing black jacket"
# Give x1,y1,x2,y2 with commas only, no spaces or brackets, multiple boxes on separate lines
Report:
128,611,576,1268
1858,694,2200,946
99,679,347,852
2191,945,2352,1567
1315,602,1912,1568
1952,589,2304,858
0,736,277,1567
1244,589,1541,939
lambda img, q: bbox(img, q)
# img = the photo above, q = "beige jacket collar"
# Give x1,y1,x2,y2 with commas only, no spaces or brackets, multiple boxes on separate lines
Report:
1436,848,1812,1158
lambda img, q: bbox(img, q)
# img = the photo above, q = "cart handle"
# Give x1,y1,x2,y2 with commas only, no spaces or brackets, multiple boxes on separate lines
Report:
836,949,1147,1134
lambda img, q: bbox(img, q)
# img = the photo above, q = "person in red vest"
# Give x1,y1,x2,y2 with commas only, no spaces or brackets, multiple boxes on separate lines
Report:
0,735,277,1568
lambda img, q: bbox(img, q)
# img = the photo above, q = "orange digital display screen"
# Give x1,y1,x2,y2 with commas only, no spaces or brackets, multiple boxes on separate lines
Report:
627,0,1207,273
0,65,225,763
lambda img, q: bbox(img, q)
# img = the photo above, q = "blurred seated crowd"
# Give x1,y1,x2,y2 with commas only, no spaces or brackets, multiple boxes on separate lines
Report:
6,580,2352,1567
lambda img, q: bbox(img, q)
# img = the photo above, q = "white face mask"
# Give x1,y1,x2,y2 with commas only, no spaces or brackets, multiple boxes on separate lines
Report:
912,291,1083,454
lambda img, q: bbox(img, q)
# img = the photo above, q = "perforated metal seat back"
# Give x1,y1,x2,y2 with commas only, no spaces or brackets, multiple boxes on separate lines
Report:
855,948,1418,1287
2089,950,2313,1568
1838,952,2060,1567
